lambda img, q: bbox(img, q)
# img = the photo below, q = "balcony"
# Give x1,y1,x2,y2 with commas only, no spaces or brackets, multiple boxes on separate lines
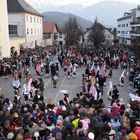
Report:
131,31,140,36
130,21,140,27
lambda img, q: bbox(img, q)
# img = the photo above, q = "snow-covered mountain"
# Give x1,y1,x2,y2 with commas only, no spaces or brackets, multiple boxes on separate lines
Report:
81,1,137,26
26,0,138,26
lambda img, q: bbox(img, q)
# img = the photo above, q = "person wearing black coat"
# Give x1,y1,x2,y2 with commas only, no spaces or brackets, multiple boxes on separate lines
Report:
50,64,56,78
112,85,119,100
98,75,105,95
56,62,59,76
38,78,44,96
45,62,50,78
50,64,57,88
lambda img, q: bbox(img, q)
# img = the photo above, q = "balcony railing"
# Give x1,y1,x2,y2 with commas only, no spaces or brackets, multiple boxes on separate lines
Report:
130,21,140,25
131,31,140,36
131,31,140,34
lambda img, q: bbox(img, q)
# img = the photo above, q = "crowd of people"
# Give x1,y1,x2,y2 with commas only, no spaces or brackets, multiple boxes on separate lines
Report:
0,46,139,140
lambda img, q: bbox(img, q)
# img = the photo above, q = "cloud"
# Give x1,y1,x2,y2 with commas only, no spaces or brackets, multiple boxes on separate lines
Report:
25,0,140,7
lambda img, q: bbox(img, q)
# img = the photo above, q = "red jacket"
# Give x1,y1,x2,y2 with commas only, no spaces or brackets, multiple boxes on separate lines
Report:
135,126,140,140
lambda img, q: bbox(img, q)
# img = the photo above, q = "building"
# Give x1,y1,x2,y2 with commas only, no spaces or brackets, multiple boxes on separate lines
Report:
117,11,133,44
7,0,43,53
117,6,140,45
81,27,114,47
43,22,59,46
131,6,140,44
80,30,93,47
104,28,114,45
0,0,10,58
57,25,65,46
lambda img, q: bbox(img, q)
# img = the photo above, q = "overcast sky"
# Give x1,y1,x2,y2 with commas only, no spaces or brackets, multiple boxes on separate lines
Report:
26,0,140,6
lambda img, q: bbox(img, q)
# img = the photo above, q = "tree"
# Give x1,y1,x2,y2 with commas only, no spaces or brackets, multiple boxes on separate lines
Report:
112,28,117,39
65,17,82,50
88,18,105,48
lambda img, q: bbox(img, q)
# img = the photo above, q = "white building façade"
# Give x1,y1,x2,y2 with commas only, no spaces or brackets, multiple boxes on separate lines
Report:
7,0,43,53
117,6,140,45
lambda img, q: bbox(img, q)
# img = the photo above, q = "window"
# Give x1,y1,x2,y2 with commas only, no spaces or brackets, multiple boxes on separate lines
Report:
54,33,58,40
59,41,63,45
37,18,39,23
31,28,33,34
47,34,51,38
122,24,125,27
126,24,128,27
118,31,120,33
118,24,121,27
44,34,51,39
34,28,36,35
59,34,62,39
59,36,62,39
27,28,29,34
34,17,36,23
9,25,18,36
40,19,42,24
30,16,32,22
108,35,110,38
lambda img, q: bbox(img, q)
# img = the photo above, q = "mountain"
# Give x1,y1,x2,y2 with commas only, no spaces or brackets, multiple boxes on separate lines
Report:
42,1,137,27
81,1,137,26
43,12,93,30
51,4,84,14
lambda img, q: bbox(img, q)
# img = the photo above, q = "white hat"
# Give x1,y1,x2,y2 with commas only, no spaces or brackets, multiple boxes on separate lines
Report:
7,132,14,139
34,131,40,138
127,103,130,108
88,132,95,140
65,117,70,122
108,122,112,128
75,103,80,108
62,106,66,111
136,121,140,126
45,109,48,113
35,104,39,110
24,107,28,112
58,115,63,121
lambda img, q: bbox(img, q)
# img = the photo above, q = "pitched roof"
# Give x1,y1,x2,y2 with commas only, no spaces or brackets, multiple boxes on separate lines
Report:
43,22,58,33
7,0,42,17
57,25,65,33
117,15,131,21
117,8,136,21
104,28,113,34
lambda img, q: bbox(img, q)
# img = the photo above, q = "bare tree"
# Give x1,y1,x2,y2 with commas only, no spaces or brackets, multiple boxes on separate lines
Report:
88,18,105,48
112,28,117,39
65,17,82,50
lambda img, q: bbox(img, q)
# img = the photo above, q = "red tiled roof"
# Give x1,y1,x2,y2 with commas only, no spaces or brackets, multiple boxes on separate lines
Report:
43,22,57,33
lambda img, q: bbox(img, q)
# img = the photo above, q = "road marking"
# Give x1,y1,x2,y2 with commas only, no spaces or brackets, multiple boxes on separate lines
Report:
54,77,66,103
45,78,51,87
